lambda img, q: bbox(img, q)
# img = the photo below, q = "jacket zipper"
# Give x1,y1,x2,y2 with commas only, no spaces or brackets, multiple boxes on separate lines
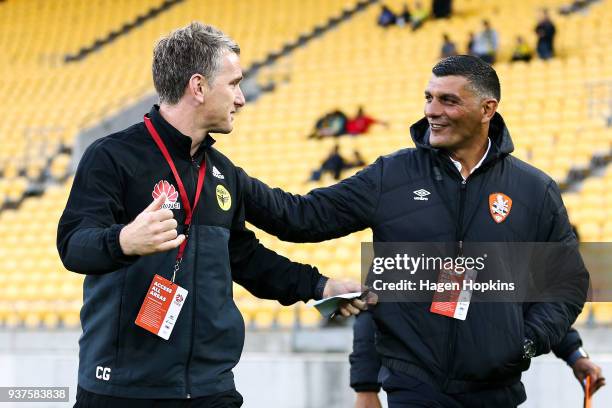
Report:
443,178,467,391
184,156,201,398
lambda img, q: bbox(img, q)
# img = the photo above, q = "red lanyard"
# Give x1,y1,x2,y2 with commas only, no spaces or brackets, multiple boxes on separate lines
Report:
144,115,206,281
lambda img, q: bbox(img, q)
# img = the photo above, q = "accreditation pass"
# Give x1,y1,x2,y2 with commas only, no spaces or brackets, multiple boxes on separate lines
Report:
135,274,188,340
430,268,477,320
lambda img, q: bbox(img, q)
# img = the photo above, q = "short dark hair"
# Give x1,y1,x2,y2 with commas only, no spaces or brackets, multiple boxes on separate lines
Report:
432,55,501,101
153,22,240,105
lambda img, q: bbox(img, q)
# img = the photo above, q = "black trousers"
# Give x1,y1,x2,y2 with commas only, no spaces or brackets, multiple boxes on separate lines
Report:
74,387,243,408
381,367,520,408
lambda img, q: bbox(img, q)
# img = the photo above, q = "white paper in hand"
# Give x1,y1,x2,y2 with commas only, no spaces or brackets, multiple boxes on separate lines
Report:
310,292,364,318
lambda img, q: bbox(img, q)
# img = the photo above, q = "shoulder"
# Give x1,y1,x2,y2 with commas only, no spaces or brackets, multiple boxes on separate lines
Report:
84,122,147,156
208,146,234,168
370,147,426,190
77,123,150,175
505,155,554,188
380,147,425,174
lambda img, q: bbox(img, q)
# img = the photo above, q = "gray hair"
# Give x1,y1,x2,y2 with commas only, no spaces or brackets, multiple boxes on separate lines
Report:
152,22,240,104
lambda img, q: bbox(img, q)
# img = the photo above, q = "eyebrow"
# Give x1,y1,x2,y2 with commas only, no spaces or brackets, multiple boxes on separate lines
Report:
424,91,461,100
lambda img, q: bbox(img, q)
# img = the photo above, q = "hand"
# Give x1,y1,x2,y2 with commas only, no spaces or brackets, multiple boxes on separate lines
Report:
119,193,186,256
572,357,606,396
355,392,382,408
322,279,378,317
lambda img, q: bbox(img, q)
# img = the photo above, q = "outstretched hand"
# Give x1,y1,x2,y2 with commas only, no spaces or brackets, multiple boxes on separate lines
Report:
323,279,378,317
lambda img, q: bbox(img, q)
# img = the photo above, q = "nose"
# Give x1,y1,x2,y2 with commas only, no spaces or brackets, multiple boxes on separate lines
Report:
235,85,246,108
424,98,442,118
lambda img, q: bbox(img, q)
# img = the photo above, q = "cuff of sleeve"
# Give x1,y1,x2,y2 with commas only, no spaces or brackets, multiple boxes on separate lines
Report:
314,275,329,301
524,326,541,356
566,349,585,367
108,224,139,265
352,383,382,393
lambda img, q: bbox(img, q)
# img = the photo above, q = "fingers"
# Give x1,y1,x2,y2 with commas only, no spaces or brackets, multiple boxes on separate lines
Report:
345,303,361,315
351,299,368,311
150,208,175,222
158,228,179,243
590,373,606,396
337,301,362,317
591,379,605,395
154,218,179,233
365,291,379,305
145,193,166,212
157,234,186,252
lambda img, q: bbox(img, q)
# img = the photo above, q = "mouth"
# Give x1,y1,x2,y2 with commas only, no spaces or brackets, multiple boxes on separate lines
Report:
429,123,449,130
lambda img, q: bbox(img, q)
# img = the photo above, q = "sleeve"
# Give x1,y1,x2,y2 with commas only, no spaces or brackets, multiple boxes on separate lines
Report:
238,157,382,243
56,140,138,274
552,327,582,362
230,170,327,305
523,181,589,356
349,311,382,392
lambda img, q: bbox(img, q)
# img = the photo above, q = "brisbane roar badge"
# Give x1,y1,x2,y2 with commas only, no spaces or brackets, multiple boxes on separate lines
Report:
489,193,512,223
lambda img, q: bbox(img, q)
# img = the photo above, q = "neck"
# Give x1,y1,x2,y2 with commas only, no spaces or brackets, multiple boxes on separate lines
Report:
159,102,207,156
448,132,489,179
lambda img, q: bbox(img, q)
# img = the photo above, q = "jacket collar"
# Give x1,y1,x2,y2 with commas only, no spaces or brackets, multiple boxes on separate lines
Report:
146,105,215,159
409,112,514,165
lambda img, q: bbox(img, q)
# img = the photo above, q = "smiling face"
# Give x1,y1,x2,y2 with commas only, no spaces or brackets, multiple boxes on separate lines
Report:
424,74,494,151
200,51,245,134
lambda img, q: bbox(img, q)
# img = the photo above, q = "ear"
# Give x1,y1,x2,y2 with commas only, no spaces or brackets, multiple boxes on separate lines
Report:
481,99,498,124
186,73,210,104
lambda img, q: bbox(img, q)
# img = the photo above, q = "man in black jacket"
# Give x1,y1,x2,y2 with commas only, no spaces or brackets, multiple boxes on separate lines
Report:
240,55,589,407
57,22,366,408
350,312,606,407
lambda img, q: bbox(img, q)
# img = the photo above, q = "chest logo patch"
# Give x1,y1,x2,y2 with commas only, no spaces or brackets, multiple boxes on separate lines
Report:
152,180,181,209
212,165,225,180
489,193,512,223
413,189,431,201
216,185,232,211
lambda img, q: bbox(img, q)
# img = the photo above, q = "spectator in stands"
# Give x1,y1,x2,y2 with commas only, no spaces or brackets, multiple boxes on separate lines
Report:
432,0,452,18
535,9,556,60
440,33,458,58
466,31,476,55
377,4,397,28
345,106,389,136
308,109,348,139
410,1,430,31
395,3,412,27
309,145,346,181
511,35,534,62
472,19,499,64
309,146,367,182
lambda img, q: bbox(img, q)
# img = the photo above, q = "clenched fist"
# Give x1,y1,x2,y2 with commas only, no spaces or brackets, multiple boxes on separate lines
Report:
119,193,186,256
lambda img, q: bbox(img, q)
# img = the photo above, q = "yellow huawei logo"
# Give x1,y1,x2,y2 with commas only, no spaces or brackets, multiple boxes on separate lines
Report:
215,185,231,211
